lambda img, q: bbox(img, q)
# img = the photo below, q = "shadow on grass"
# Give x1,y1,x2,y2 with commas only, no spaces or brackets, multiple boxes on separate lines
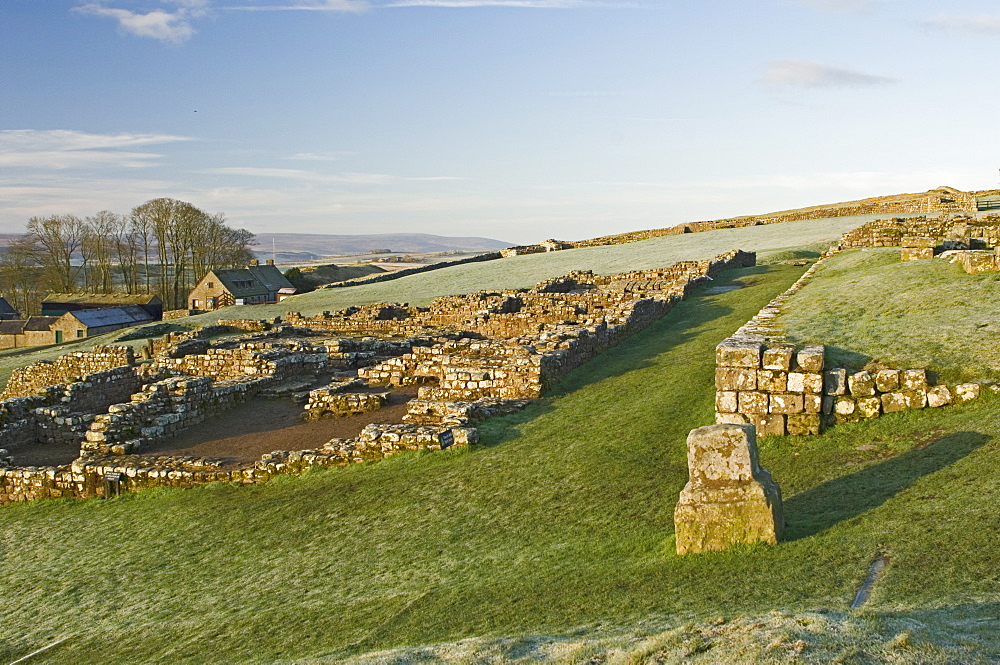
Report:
784,431,989,541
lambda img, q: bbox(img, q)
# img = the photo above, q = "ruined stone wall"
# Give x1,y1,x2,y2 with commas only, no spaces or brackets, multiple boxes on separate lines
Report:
841,214,1000,250
2,346,136,399
715,247,989,436
304,390,388,419
156,341,328,382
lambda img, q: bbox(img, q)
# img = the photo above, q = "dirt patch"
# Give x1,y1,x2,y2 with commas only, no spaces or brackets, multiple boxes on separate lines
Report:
137,386,419,463
3,385,420,468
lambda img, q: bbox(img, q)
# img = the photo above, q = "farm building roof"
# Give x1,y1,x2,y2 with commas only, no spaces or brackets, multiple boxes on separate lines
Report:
23,316,58,331
67,306,154,329
42,292,161,306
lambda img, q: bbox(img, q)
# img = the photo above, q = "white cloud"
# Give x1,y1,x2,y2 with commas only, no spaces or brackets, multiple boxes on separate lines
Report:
286,151,359,161
760,60,895,89
922,14,1000,36
0,130,191,170
201,166,465,183
74,3,206,44
224,0,370,11
386,0,632,6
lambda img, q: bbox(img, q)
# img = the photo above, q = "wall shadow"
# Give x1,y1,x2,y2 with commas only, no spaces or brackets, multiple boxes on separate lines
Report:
784,431,989,540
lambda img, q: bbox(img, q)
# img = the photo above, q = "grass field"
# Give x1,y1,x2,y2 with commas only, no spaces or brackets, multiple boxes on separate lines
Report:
3,260,1000,664
779,248,1000,384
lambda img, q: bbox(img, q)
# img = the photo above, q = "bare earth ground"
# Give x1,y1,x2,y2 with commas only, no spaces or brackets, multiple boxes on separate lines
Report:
6,386,419,468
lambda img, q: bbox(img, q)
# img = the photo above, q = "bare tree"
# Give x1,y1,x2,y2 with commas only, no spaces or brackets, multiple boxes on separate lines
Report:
84,210,119,293
24,215,86,292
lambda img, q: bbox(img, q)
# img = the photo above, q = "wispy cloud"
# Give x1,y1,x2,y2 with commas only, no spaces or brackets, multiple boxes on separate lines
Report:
225,0,370,11
760,60,895,89
793,0,877,13
922,14,1000,36
74,2,210,44
384,0,633,7
285,151,359,161
0,130,192,169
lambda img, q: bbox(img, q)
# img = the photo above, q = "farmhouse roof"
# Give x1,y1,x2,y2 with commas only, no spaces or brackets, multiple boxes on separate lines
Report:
211,269,271,298
42,292,161,306
247,264,295,292
67,306,155,329
0,320,25,335
23,316,58,331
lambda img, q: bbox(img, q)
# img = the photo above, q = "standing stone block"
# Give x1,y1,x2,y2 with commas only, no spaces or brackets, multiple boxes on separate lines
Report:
955,383,981,402
787,372,824,394
751,414,787,437
882,392,909,413
856,396,882,419
848,371,876,397
769,393,804,414
674,424,784,555
762,345,795,371
901,369,928,391
875,369,900,392
926,385,953,407
716,367,757,391
738,391,768,414
757,370,787,392
716,412,749,425
901,390,926,409
716,391,738,414
824,369,848,395
796,345,825,372
834,396,856,416
786,413,821,436
803,394,822,413
716,342,763,368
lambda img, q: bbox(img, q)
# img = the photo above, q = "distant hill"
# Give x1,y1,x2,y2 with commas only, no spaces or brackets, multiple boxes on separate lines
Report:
252,233,513,259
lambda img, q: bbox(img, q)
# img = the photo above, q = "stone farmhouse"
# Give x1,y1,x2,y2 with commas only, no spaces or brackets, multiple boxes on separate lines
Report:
42,292,163,319
189,260,297,311
0,305,156,348
0,297,19,321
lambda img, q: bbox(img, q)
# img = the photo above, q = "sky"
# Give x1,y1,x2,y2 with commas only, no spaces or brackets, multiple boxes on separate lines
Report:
3,0,1000,243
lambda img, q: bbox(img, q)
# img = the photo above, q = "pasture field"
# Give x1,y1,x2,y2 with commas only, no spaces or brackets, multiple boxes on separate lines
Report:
2,260,999,664
779,247,1000,384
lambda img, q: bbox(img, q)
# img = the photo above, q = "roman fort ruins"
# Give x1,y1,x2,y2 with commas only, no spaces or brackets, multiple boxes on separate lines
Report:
5,189,1000,507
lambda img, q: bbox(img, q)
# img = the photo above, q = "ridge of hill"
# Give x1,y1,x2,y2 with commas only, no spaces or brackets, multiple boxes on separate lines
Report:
251,232,513,260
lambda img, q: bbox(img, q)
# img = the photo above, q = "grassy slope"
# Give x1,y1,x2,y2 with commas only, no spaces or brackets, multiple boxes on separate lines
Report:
779,248,1000,384
2,262,1000,664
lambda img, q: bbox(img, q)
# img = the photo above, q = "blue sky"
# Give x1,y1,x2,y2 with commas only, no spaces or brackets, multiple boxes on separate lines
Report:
3,0,1000,243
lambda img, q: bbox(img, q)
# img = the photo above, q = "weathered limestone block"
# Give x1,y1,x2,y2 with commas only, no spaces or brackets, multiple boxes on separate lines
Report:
901,390,926,409
716,391,738,414
803,394,822,413
674,424,783,555
834,397,856,416
901,247,934,261
716,412,749,425
751,414,786,437
955,383,981,402
787,372,823,394
769,393,804,414
856,396,882,419
901,369,928,391
881,392,909,413
926,385,953,407
716,367,757,391
824,369,848,396
961,252,997,274
738,391,768,414
786,413,821,436
875,369,900,392
796,345,825,372
716,341,763,368
757,370,787,392
848,371,876,397
761,345,794,371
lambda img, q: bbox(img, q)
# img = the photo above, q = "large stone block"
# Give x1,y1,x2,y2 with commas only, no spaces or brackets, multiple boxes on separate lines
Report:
803,393,822,413
716,367,757,391
751,414,787,437
757,370,787,392
716,341,763,368
787,372,823,394
824,369,848,395
901,247,933,261
716,391,738,413
762,345,795,371
738,391,768,414
848,371,876,397
926,385,953,407
856,396,882,419
955,383,981,402
875,369,900,392
674,424,783,554
716,412,749,425
901,369,928,391
796,345,825,372
769,393,804,414
786,413,821,436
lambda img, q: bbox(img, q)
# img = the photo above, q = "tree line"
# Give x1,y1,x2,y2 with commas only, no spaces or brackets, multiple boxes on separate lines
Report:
0,198,256,314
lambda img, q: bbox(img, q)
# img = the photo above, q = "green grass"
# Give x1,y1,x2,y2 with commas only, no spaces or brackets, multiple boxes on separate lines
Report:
3,261,1000,663
779,247,1000,384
